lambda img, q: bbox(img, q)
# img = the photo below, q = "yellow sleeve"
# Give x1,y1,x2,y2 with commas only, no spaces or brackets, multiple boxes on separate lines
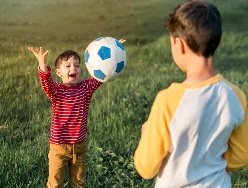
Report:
224,86,248,171
134,91,171,179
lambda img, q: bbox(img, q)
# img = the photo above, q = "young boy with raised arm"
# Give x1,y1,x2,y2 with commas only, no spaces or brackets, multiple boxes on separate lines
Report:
28,47,101,188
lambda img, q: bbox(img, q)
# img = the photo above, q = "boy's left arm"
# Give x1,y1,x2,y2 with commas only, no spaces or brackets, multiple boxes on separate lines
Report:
134,92,171,179
86,77,102,94
224,90,248,171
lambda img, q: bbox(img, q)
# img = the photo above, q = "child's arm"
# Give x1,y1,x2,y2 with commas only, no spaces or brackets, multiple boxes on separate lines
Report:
134,92,171,179
28,47,48,72
224,89,248,171
28,47,57,100
85,77,102,95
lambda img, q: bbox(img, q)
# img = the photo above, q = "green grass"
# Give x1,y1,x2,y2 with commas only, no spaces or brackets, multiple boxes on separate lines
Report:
0,0,247,187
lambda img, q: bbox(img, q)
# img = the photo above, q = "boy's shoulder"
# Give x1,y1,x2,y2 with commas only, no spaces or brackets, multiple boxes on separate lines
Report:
157,82,187,97
155,83,187,107
156,75,247,109
222,78,247,109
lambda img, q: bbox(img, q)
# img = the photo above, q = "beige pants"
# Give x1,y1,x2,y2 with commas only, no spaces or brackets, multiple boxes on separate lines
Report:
47,140,87,188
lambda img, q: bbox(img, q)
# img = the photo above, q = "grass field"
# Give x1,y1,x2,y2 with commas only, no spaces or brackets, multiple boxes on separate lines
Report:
0,0,247,187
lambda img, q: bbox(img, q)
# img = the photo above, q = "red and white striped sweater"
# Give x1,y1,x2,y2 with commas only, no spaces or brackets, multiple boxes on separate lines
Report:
38,66,102,144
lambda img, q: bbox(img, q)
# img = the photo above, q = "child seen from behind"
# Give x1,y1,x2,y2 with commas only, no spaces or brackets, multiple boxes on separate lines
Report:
134,0,248,187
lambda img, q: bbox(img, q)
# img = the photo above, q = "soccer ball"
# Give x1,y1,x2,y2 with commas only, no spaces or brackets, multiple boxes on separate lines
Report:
84,37,126,82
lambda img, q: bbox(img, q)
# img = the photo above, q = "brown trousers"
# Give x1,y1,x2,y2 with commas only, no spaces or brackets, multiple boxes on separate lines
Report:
47,140,87,188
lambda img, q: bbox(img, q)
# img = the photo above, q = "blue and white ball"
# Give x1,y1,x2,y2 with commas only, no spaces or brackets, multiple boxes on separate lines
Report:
84,37,126,82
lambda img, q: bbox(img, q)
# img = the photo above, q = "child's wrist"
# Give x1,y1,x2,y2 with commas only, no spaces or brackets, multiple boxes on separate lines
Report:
38,60,46,65
38,59,46,64
39,64,47,72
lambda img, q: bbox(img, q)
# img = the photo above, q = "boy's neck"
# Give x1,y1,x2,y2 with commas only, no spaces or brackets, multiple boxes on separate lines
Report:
183,56,218,85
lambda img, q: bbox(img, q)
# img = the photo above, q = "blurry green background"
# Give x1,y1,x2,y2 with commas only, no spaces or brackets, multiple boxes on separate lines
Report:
0,0,247,187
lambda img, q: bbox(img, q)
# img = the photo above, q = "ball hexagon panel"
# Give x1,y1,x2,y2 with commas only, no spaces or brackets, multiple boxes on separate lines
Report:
115,61,125,73
84,50,90,63
94,70,106,80
115,40,125,51
97,46,111,60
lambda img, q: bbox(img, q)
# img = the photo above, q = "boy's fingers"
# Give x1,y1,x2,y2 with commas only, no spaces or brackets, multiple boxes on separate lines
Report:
27,47,35,54
44,50,49,56
33,48,39,54
27,47,41,57
28,46,48,56
119,39,126,43
27,47,33,51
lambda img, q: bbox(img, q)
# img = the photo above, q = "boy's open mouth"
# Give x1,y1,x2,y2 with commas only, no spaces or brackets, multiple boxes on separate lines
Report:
69,73,77,78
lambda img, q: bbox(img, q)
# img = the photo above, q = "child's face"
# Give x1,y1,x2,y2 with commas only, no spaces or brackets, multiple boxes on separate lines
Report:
56,56,81,86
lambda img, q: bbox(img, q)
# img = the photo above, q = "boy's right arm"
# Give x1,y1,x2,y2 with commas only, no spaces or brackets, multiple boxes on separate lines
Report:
134,92,171,179
28,47,57,100
224,89,248,171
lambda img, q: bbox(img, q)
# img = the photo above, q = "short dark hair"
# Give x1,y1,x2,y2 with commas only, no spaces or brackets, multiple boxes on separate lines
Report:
55,50,81,68
166,0,222,57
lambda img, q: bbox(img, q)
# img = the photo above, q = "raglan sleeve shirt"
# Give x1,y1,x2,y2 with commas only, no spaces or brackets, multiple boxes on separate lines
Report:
134,75,248,187
224,85,248,171
134,90,172,179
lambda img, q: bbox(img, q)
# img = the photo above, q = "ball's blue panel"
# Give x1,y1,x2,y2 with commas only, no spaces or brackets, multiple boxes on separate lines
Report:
94,69,106,80
95,37,104,41
84,50,90,63
115,61,125,73
115,40,125,51
98,46,111,60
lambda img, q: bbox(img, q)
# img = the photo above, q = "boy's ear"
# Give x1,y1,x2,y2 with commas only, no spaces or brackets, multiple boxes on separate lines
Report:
176,37,185,54
56,68,62,77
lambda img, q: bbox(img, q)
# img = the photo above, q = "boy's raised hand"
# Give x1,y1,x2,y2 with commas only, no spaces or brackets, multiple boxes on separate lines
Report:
119,39,126,44
28,47,49,72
